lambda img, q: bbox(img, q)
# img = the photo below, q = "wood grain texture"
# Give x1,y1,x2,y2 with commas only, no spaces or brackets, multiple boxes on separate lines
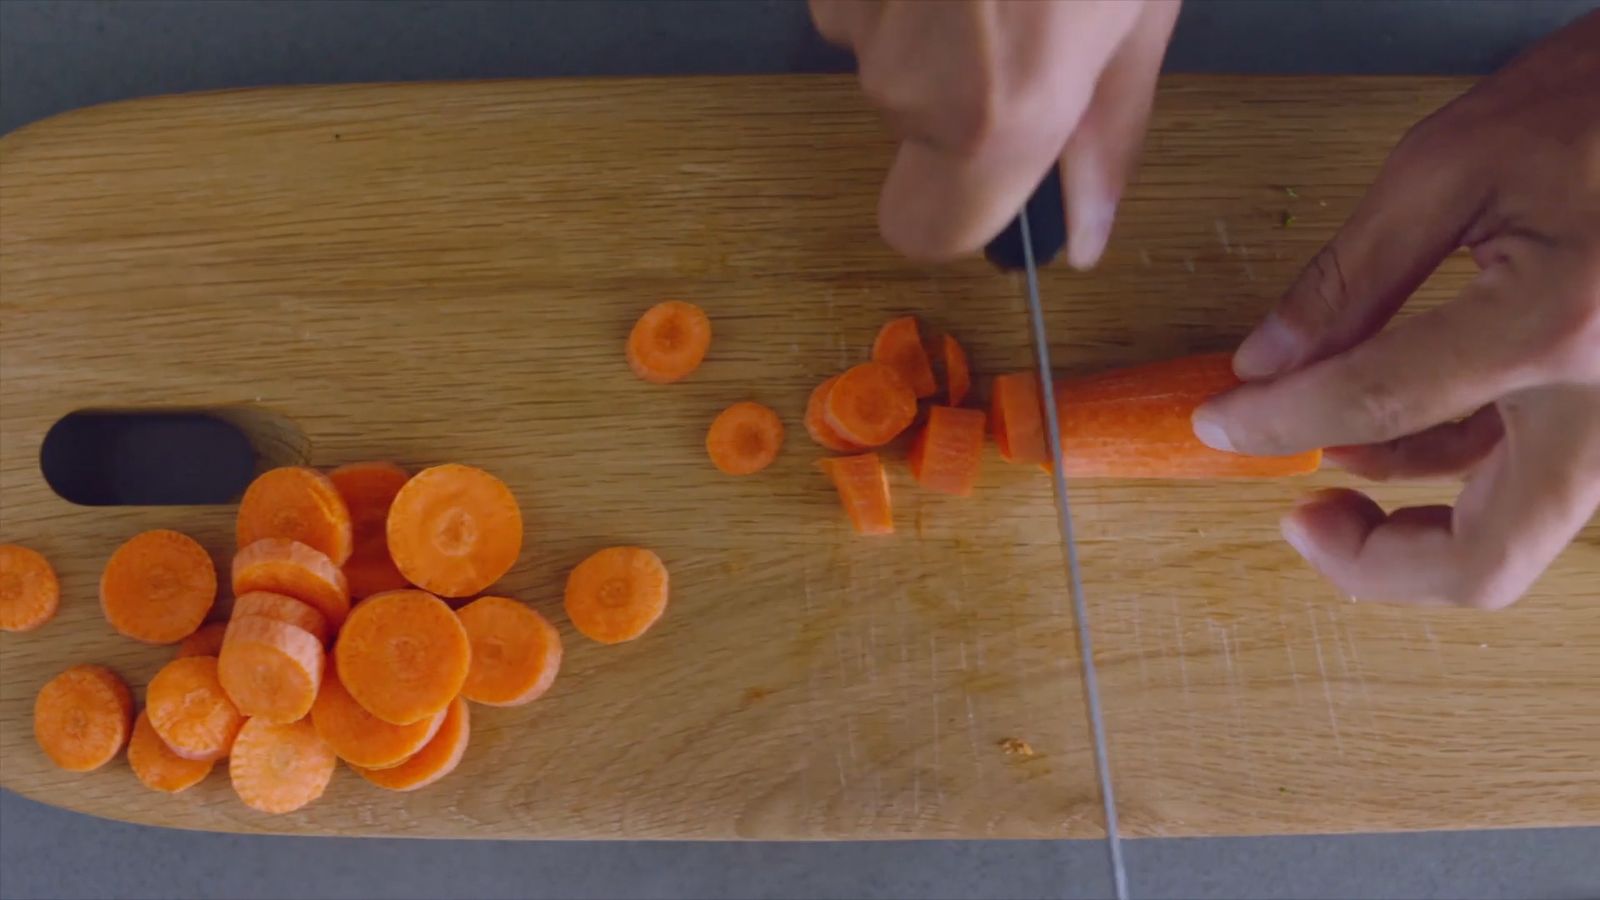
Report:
1,75,1596,840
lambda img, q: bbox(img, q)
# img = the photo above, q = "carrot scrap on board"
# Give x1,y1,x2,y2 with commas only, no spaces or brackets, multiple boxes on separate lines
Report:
871,315,938,398
33,664,132,772
232,538,350,629
229,716,337,814
706,401,785,476
145,656,243,762
819,453,894,535
456,596,563,707
804,375,865,452
236,466,353,566
176,622,229,659
311,660,444,770
988,372,1049,465
218,616,325,724
823,361,917,448
328,461,412,600
230,590,330,645
942,334,972,407
0,544,60,632
352,695,470,792
100,529,216,644
334,589,471,725
908,406,987,496
626,300,712,384
128,710,214,793
386,464,522,598
563,546,669,645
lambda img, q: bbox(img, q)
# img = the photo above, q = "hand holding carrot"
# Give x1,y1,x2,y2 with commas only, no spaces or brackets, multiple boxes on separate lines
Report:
1194,11,1600,610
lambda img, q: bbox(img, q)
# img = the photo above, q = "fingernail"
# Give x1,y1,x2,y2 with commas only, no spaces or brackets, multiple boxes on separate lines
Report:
1191,408,1235,452
1280,518,1316,561
1233,314,1301,379
1066,188,1116,271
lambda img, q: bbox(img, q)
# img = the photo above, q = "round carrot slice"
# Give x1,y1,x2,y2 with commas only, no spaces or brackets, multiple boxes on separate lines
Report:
871,315,937,398
706,401,785,476
352,695,470,792
626,300,711,384
33,664,132,772
310,660,444,769
128,710,214,793
804,376,864,453
100,529,217,644
231,590,330,645
457,596,563,707
230,717,337,814
328,462,412,600
232,538,350,629
1,544,60,632
334,589,471,725
235,466,353,566
176,622,229,659
146,656,244,762
822,361,917,448
218,616,325,724
386,464,522,598
563,546,669,644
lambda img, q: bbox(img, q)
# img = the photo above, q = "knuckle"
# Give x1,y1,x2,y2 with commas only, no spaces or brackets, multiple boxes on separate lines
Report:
1288,244,1357,333
1349,375,1410,442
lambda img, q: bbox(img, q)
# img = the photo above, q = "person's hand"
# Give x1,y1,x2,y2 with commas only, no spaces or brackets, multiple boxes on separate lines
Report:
809,0,1180,266
1193,11,1600,610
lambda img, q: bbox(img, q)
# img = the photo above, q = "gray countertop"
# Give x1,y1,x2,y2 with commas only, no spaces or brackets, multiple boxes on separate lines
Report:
3,2,1598,898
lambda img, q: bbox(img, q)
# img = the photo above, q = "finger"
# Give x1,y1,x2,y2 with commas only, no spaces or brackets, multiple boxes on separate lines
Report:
1324,404,1504,482
808,0,878,49
1059,0,1179,270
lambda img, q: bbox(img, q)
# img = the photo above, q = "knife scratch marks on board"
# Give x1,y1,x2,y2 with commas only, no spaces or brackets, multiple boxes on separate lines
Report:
1307,605,1346,756
1279,604,1306,706
1170,599,1201,756
1214,218,1233,254
930,632,946,806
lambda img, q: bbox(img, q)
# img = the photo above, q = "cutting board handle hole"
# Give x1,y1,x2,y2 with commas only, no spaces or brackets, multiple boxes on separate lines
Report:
40,407,309,506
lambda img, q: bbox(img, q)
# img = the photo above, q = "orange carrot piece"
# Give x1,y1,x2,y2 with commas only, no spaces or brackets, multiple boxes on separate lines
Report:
236,466,353,566
386,464,523,598
0,544,60,632
872,315,938,398
988,372,1050,464
563,546,669,645
232,538,350,630
328,462,412,600
823,361,917,448
627,300,712,384
176,622,229,659
218,616,325,724
334,589,471,725
706,401,785,476
146,656,243,762
352,695,470,792
311,660,445,769
908,406,987,496
100,530,217,644
819,453,894,535
229,716,337,814
230,590,330,645
804,375,865,452
128,710,214,793
942,334,972,407
457,596,563,707
33,664,132,772
1051,353,1324,478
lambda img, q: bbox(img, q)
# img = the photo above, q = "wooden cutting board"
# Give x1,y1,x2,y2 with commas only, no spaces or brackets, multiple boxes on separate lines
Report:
1,75,1596,840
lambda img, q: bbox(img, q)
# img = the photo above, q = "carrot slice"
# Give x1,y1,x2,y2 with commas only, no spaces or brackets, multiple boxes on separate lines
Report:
218,616,325,724
819,453,894,535
0,544,60,632
128,710,214,793
232,538,350,630
988,372,1049,464
804,375,865,452
386,464,522,598
229,716,337,814
230,590,330,645
334,589,471,725
146,656,243,762
311,659,445,769
353,695,470,792
328,462,412,600
563,546,669,645
457,596,563,706
823,361,917,448
626,300,712,384
100,529,217,644
33,664,132,772
1052,353,1324,478
942,334,972,407
872,315,938,398
176,622,229,659
908,406,987,496
236,466,353,566
706,401,785,476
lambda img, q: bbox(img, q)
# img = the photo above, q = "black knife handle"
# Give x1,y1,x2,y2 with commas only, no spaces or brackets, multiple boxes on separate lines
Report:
983,165,1067,272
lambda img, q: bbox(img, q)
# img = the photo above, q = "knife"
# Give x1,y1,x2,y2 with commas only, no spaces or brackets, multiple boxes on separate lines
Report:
986,169,1129,900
